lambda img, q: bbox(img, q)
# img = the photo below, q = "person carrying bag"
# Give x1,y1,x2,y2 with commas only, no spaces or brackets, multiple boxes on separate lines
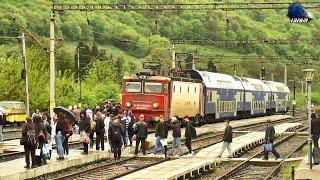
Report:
263,119,280,160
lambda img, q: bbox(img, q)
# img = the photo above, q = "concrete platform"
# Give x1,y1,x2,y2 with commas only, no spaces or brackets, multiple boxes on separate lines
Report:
126,115,292,153
0,149,111,180
295,155,320,179
118,122,300,180
197,123,301,158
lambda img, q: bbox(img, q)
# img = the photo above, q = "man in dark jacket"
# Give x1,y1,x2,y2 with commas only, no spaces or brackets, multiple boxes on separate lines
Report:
161,116,169,157
21,117,36,168
170,117,182,156
95,112,105,151
311,113,320,148
79,110,91,155
109,116,124,160
184,116,194,155
152,116,165,154
263,119,280,160
217,120,233,158
134,114,148,155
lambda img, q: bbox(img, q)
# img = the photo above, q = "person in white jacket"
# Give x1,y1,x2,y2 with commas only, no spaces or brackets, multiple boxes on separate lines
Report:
104,112,111,151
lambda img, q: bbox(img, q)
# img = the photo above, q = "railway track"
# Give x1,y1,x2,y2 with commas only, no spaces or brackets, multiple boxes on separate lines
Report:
40,157,167,180
213,126,307,180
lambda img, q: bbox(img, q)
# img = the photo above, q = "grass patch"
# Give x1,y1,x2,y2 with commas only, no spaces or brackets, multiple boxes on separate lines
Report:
281,161,301,180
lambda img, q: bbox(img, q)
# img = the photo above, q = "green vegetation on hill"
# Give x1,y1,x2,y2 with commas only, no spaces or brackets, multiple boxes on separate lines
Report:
1,0,320,111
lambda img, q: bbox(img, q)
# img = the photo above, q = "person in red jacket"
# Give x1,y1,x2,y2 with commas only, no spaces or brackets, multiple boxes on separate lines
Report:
311,113,320,148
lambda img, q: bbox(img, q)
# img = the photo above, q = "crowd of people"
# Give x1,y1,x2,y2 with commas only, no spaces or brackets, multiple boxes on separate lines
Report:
13,100,315,169
17,101,201,168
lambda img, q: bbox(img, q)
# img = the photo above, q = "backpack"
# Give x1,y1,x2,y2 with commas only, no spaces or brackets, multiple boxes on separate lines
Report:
27,129,37,147
112,126,122,141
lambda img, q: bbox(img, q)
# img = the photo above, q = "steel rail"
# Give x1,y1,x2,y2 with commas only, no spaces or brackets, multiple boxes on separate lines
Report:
215,126,307,180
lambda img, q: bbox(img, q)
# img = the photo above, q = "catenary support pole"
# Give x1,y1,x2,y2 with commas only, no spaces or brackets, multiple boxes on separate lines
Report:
307,81,312,169
21,32,30,117
284,63,287,85
171,43,176,69
49,11,56,131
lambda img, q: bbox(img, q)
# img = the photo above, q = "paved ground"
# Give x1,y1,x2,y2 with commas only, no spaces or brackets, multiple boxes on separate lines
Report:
0,114,292,180
119,122,301,180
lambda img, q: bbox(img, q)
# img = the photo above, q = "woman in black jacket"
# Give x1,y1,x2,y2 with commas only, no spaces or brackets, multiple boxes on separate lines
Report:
33,114,46,166
95,112,105,151
108,116,124,160
79,110,91,154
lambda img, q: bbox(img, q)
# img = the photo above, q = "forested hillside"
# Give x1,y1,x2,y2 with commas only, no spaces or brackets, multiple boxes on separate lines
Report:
1,0,320,110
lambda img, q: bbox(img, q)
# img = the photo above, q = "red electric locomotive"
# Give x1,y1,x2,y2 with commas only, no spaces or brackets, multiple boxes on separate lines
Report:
121,69,204,129
121,72,170,128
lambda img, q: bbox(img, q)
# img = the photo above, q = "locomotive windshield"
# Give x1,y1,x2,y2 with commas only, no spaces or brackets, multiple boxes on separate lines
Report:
144,82,162,93
125,82,141,92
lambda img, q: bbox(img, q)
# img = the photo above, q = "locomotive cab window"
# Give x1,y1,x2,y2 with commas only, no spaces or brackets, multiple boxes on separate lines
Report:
164,84,168,94
125,82,141,93
145,82,162,93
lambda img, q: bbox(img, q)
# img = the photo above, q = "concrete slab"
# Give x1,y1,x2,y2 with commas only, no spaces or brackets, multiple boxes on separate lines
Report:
196,122,301,158
295,155,320,180
119,122,300,180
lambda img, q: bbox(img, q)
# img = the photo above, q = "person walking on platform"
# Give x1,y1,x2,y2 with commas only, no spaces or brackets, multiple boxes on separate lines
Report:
109,116,124,160
311,113,320,148
63,117,73,158
79,110,91,155
21,117,36,168
263,119,280,160
134,114,148,155
33,115,47,166
56,112,67,160
217,120,233,158
95,112,105,151
152,116,165,155
42,113,52,161
184,116,196,155
170,117,182,156
121,111,129,147
161,115,169,157
127,110,136,146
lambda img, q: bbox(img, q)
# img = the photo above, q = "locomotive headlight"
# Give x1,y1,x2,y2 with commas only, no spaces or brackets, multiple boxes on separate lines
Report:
126,101,132,108
153,102,159,109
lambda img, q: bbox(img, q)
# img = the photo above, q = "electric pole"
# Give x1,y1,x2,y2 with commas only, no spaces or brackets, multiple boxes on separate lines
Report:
171,43,176,69
284,63,287,85
21,33,30,117
49,11,56,126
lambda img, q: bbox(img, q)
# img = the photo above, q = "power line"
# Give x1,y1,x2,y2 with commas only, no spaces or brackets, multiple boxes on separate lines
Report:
52,2,320,11
171,39,320,45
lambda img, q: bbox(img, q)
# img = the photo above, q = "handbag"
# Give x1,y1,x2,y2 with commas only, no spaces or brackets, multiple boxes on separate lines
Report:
131,134,137,141
35,144,41,156
80,131,90,143
42,144,51,160
160,138,168,146
264,143,273,152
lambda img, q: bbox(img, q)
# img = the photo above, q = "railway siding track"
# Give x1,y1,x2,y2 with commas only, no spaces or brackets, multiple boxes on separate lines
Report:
49,157,167,180
215,127,307,180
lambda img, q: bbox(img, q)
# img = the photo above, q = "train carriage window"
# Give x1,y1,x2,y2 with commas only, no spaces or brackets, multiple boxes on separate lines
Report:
125,82,141,93
194,87,196,93
187,86,190,93
180,86,182,93
173,85,175,93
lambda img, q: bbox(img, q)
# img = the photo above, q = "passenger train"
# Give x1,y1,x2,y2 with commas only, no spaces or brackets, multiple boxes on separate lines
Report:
121,70,290,127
